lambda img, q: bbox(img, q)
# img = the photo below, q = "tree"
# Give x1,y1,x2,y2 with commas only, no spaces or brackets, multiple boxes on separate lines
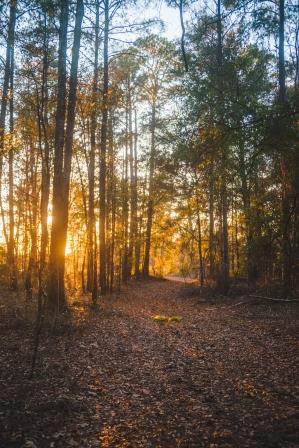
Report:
47,0,84,310
0,0,17,289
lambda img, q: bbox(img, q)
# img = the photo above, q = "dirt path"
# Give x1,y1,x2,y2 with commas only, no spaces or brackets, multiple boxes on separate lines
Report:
0,280,298,447
164,275,197,284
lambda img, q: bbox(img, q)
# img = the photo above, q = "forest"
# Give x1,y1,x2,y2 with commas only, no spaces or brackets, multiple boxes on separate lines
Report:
0,0,298,447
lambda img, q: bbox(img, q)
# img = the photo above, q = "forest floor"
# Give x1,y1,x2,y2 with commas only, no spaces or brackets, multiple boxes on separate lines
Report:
0,279,298,448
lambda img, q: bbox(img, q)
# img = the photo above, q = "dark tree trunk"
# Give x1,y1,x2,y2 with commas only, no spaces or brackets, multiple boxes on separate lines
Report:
88,0,99,303
99,0,109,295
142,102,156,277
216,0,230,294
8,32,17,290
48,0,84,310
47,0,69,310
278,0,292,293
196,198,204,286
208,163,215,279
0,0,17,289
109,117,116,292
39,13,51,297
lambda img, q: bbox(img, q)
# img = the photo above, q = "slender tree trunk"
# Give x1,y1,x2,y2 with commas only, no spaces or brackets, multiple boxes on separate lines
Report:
122,102,129,282
8,35,17,290
108,111,115,292
128,78,137,277
278,0,292,293
106,114,113,288
208,163,215,279
133,108,140,278
25,148,38,300
143,102,156,277
109,153,116,292
220,162,230,293
39,15,51,295
0,0,17,289
196,197,204,286
88,0,99,303
217,0,229,293
239,143,256,284
99,0,109,295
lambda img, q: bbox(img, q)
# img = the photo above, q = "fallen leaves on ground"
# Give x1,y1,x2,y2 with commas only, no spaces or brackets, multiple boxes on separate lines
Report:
0,279,298,447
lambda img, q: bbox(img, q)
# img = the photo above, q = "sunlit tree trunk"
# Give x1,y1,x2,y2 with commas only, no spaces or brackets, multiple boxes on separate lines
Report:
196,197,204,286
47,0,69,310
128,78,137,277
48,0,84,310
25,142,38,300
122,101,129,282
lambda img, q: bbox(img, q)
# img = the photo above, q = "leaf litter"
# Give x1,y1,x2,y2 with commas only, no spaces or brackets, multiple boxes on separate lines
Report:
0,279,298,447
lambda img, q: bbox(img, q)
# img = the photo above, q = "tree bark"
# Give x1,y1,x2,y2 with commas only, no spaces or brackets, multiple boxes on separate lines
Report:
122,101,129,282
142,102,156,277
48,0,84,310
278,0,292,293
208,163,215,279
99,0,109,295
39,11,51,296
128,77,137,278
216,0,230,293
88,0,99,303
0,0,17,289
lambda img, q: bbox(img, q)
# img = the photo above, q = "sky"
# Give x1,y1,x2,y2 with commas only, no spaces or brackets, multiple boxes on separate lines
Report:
114,0,183,42
136,0,182,39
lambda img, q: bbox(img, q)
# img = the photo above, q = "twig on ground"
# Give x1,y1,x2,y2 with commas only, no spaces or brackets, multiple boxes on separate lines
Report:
249,295,298,302
206,300,252,311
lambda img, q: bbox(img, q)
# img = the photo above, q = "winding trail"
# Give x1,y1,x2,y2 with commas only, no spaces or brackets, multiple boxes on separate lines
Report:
164,275,197,284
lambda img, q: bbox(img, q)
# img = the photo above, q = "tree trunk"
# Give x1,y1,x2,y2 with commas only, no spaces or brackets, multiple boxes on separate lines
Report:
48,0,84,310
108,111,115,292
122,102,129,282
128,78,135,277
208,163,215,279
0,0,17,289
47,0,69,310
88,0,99,303
8,33,17,290
133,108,140,278
196,197,204,286
99,0,109,295
39,13,51,297
142,102,156,277
278,0,292,293
217,0,230,294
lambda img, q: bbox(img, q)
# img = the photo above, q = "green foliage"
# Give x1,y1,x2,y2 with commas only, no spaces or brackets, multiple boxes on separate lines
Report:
152,315,183,322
